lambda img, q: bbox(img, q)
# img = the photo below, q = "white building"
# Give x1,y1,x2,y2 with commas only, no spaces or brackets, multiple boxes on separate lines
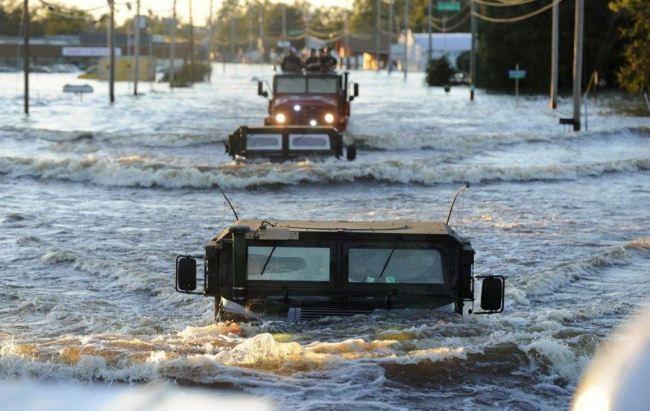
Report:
390,32,471,72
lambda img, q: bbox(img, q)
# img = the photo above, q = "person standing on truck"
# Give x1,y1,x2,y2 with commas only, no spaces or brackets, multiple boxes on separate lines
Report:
305,49,321,72
281,48,303,72
320,47,337,72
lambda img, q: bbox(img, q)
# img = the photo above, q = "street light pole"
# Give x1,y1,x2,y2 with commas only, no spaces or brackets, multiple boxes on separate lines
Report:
572,0,584,131
108,0,115,104
189,0,194,84
169,0,176,88
427,0,432,63
375,0,380,72
550,0,559,109
23,0,29,115
134,0,140,96
469,0,476,101
403,0,409,80
387,0,393,74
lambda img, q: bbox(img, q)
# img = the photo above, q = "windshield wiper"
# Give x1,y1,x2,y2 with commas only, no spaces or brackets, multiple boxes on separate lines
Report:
378,237,401,278
259,246,276,276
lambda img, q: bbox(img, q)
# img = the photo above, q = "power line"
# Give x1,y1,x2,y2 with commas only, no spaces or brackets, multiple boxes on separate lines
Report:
472,0,564,23
473,0,542,7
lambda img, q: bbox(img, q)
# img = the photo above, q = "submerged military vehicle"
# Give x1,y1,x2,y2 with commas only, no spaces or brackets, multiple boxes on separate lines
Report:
258,71,358,131
174,185,504,321
223,70,359,161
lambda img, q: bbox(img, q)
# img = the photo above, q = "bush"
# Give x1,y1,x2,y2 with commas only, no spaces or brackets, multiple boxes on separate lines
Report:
426,56,455,87
161,61,212,86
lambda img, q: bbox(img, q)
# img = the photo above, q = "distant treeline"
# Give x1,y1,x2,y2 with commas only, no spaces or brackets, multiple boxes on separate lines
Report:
0,0,647,94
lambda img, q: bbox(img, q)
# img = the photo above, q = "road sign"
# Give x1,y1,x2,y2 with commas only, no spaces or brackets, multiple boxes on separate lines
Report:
437,2,461,12
508,69,527,79
277,40,291,48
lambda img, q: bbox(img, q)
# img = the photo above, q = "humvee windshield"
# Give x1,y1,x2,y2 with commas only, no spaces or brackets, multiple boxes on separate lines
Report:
276,76,339,94
348,248,444,284
247,246,330,281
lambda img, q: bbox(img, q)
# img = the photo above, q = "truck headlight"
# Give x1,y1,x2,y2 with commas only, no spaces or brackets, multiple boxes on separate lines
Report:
275,113,286,124
293,104,301,112
324,113,335,124
309,119,317,126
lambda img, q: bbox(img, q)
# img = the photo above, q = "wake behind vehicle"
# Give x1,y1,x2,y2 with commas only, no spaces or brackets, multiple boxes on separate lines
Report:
223,66,359,161
174,184,505,322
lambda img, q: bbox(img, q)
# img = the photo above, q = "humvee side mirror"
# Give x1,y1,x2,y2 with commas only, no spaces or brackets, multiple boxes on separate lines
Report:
354,83,359,97
478,275,505,313
258,81,268,98
176,256,197,292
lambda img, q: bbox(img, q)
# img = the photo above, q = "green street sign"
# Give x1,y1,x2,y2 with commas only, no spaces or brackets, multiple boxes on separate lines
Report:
437,1,461,11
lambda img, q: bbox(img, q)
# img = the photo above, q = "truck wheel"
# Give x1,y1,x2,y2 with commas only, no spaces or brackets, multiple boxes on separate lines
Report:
346,144,357,161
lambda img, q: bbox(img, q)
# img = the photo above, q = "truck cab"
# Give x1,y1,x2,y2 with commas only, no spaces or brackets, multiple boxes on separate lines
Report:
258,72,359,132
175,219,504,322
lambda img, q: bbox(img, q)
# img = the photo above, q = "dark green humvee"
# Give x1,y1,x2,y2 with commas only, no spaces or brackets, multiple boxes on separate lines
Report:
175,218,504,321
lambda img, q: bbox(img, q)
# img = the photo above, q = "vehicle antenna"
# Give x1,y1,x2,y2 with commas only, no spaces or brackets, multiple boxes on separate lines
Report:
216,184,239,221
446,182,470,226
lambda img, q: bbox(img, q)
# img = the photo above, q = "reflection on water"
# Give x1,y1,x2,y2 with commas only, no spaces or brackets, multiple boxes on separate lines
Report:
0,65,649,409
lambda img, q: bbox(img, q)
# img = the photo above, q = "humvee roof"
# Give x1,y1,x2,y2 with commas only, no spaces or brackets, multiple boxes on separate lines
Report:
231,219,454,235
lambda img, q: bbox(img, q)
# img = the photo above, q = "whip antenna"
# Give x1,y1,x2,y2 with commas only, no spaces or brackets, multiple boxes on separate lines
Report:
216,184,239,221
446,182,470,225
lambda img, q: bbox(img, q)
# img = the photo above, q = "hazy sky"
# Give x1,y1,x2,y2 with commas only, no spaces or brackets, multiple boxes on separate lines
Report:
56,0,351,25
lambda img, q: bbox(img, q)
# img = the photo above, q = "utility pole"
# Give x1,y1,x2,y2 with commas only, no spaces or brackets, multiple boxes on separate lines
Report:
375,0,380,71
230,16,236,61
189,0,194,84
469,0,476,101
22,0,29,115
515,62,520,105
549,0,559,109
572,0,584,131
208,0,214,61
403,0,409,80
427,0,432,63
248,12,253,52
108,0,115,104
169,0,176,88
258,7,264,55
387,0,393,73
344,9,350,69
133,0,140,96
281,4,287,49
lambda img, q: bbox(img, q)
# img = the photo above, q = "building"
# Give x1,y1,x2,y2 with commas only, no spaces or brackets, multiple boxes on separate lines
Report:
390,32,471,72
0,33,205,69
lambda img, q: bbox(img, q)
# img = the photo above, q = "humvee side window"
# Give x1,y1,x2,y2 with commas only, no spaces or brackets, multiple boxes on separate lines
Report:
276,77,306,94
307,78,338,94
247,246,330,281
348,248,444,284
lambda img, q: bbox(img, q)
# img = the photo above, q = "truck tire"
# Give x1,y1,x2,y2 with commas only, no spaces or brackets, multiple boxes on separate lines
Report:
346,144,357,161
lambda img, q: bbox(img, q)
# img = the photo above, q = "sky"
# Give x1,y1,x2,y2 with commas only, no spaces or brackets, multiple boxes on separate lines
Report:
55,0,352,25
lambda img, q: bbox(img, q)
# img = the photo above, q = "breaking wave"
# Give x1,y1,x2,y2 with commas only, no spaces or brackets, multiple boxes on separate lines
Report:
521,238,650,296
0,153,648,189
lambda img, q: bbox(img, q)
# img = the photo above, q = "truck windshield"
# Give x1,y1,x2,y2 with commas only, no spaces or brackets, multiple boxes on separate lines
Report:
307,77,338,94
348,248,444,284
276,77,306,93
248,246,330,281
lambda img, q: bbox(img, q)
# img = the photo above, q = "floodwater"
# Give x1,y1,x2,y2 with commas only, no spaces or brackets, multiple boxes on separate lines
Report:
0,64,649,410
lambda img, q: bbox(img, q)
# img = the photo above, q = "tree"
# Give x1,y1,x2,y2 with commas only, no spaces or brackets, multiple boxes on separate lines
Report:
456,50,469,73
426,55,454,86
609,0,650,93
476,1,623,93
